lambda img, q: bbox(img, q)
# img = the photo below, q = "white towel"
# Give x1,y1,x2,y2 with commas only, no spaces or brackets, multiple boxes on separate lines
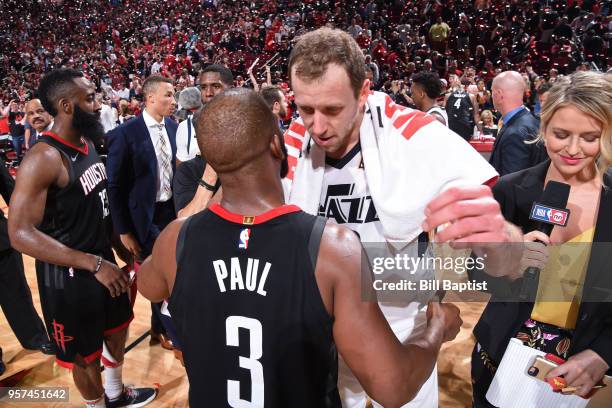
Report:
283,91,499,242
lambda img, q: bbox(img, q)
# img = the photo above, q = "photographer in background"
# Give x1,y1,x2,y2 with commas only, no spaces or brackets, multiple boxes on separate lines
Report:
388,79,413,107
7,101,25,165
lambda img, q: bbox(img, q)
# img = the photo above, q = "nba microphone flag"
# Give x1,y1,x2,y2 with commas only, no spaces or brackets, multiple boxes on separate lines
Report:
529,203,570,227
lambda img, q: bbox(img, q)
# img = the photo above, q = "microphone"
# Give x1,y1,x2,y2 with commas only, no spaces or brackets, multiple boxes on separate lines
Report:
519,181,571,301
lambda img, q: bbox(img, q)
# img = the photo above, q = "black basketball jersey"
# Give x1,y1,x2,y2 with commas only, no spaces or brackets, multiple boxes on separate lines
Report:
37,132,112,253
446,89,475,128
168,204,340,408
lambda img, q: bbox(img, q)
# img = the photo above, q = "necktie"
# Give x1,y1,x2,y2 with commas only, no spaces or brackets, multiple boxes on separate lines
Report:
156,123,172,197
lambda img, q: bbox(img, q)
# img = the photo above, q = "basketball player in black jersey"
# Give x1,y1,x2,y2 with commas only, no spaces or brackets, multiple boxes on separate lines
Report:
8,69,156,408
445,75,479,140
138,89,462,407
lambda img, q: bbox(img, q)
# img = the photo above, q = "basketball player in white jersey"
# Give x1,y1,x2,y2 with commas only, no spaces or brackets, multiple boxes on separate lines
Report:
283,28,523,408
410,71,448,126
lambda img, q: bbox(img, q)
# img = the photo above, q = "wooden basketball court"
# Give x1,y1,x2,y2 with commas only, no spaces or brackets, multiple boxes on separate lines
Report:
0,251,483,407
1,229,609,407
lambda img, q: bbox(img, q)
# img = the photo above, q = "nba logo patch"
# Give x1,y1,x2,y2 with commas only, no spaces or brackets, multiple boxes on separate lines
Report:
530,203,570,226
238,228,251,249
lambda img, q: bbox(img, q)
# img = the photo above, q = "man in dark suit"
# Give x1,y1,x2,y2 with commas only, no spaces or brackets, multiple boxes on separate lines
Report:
489,71,547,176
106,76,177,346
0,160,55,361
24,98,53,149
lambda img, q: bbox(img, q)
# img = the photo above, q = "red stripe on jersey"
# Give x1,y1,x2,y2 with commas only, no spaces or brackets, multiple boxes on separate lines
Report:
402,113,435,141
42,132,89,155
285,134,302,150
288,121,306,136
393,111,418,129
210,204,302,225
384,95,406,118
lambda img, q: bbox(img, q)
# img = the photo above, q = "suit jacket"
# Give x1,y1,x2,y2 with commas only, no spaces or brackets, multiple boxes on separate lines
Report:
473,160,612,372
0,163,14,252
488,108,546,176
106,114,177,247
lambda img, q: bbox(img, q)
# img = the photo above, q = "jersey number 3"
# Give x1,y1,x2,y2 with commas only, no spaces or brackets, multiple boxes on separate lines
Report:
226,316,264,407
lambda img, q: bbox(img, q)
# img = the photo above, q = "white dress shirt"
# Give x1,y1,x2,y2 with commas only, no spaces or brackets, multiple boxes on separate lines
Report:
142,109,173,202
175,114,199,162
99,104,117,133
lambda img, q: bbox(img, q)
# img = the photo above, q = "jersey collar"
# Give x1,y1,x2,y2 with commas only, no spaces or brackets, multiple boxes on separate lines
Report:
41,132,89,155
209,204,301,225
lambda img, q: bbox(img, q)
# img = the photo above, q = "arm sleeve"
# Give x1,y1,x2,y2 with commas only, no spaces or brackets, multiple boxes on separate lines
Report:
106,127,133,234
589,325,612,372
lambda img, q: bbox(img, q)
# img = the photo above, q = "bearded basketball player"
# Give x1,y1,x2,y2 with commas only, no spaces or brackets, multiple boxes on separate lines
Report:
8,69,156,408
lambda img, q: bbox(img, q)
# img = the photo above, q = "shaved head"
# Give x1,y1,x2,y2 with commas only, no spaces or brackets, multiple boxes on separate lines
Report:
492,71,527,114
492,71,526,94
195,89,282,174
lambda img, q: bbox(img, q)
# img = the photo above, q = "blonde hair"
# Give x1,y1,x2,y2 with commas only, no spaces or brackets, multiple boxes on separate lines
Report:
118,99,132,116
480,109,494,125
535,71,612,175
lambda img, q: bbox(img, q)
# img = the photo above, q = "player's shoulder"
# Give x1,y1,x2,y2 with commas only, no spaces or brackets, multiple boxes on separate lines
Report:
26,139,63,163
156,217,189,252
320,222,362,257
16,141,64,183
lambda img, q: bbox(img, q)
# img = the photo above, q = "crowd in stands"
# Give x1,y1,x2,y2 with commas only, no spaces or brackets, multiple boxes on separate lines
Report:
0,0,610,134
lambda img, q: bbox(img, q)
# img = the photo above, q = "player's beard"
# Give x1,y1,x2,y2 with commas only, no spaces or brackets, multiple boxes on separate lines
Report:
73,105,105,146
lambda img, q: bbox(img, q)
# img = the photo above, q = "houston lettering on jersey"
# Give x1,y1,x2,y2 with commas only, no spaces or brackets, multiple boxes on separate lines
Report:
79,162,107,196
212,257,271,296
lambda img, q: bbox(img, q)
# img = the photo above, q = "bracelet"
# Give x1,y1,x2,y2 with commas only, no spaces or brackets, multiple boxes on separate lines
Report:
198,178,220,192
93,256,103,274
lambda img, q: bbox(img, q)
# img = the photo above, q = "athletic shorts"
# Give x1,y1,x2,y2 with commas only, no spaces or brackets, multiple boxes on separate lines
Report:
35,249,133,368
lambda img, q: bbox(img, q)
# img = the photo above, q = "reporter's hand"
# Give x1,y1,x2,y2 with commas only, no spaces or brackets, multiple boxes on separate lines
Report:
426,301,462,342
120,233,141,259
519,230,550,272
547,350,609,398
95,259,130,297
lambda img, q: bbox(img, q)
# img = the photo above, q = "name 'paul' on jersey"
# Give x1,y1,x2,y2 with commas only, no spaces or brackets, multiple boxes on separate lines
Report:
169,204,340,408
37,132,112,253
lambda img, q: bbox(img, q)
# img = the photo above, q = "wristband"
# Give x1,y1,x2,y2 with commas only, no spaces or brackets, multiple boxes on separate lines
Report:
198,178,220,192
93,255,103,274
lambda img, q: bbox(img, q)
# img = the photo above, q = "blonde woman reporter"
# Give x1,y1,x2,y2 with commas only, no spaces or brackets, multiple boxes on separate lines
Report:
472,71,612,407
